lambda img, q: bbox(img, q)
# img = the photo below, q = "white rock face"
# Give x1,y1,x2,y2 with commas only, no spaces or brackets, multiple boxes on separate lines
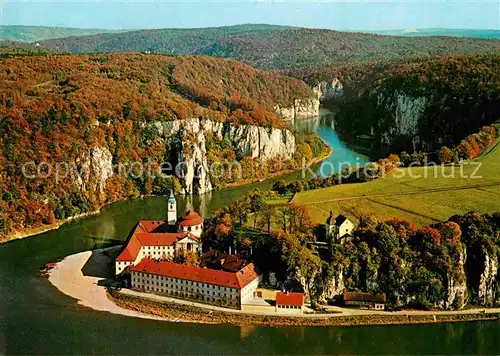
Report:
78,146,114,194
378,90,428,151
145,118,296,195
394,91,427,135
317,268,345,303
444,247,468,310
313,78,344,102
477,248,499,306
275,98,320,120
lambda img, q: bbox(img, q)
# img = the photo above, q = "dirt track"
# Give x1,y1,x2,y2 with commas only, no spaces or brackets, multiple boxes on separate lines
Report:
304,182,500,205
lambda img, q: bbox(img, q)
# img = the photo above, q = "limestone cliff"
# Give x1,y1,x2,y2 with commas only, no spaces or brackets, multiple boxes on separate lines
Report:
473,247,499,306
446,250,468,310
77,146,114,196
377,90,428,151
69,117,296,200
275,98,320,120
144,118,296,194
287,267,345,303
313,78,344,102
315,268,345,303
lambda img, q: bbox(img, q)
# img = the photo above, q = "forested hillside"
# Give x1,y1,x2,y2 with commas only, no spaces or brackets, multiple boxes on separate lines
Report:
0,53,323,240
0,53,312,127
326,55,500,155
28,25,500,69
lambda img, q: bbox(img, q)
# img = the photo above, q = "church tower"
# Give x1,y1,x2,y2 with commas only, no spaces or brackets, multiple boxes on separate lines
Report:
325,210,335,236
167,190,177,225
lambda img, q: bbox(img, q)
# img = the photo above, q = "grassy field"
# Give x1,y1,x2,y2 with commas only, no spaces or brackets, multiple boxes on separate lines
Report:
292,140,500,226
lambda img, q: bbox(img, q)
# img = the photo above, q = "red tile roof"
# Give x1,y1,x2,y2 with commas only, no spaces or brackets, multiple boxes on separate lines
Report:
136,220,166,233
276,292,305,306
201,249,246,272
115,220,197,262
135,232,187,246
130,258,260,289
177,210,203,227
343,292,387,303
116,234,142,262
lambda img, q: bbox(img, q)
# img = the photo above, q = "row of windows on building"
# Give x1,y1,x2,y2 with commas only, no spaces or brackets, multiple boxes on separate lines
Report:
117,261,133,266
146,246,174,250
134,282,236,299
133,284,238,306
276,305,302,309
132,273,236,293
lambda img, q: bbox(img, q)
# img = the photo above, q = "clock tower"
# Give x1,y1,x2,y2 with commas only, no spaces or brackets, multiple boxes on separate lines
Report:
167,190,177,225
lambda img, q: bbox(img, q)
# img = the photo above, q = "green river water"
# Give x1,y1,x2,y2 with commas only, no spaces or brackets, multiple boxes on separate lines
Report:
1,110,499,354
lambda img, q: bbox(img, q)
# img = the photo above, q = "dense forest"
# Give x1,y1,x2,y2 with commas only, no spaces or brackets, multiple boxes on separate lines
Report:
0,53,313,127
7,25,500,70
0,53,322,240
205,191,500,310
329,55,500,155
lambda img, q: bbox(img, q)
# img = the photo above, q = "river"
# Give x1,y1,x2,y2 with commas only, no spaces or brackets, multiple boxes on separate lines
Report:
1,110,499,354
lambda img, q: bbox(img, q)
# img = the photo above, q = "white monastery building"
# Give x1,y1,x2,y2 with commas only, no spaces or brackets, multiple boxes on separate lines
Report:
115,190,262,309
130,258,262,309
115,191,203,275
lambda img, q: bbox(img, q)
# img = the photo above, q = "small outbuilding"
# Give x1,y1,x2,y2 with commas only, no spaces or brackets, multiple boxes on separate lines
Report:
275,292,305,314
343,292,386,310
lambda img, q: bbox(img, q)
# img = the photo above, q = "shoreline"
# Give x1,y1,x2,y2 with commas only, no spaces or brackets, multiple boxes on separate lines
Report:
49,247,500,327
47,247,176,322
108,290,500,327
1,209,103,244
1,145,332,244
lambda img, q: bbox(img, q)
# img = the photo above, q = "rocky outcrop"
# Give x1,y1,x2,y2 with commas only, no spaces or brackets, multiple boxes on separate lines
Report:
375,90,428,151
144,118,296,194
315,269,345,303
476,247,499,306
287,267,345,303
444,248,468,310
78,146,114,194
313,78,344,102
275,98,320,120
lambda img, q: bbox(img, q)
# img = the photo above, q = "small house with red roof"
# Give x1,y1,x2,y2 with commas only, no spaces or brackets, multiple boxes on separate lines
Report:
130,259,262,309
275,292,305,313
115,191,203,275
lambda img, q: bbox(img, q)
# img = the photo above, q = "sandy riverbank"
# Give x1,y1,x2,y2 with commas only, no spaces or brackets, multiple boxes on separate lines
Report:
48,247,173,322
49,248,500,327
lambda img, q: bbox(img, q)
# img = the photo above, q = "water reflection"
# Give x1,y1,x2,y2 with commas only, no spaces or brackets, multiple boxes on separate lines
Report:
292,109,370,177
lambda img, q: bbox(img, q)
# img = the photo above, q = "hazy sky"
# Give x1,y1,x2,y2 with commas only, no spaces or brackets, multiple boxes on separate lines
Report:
2,0,499,30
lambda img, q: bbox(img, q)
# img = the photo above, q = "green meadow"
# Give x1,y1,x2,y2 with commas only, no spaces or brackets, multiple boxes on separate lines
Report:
292,141,500,226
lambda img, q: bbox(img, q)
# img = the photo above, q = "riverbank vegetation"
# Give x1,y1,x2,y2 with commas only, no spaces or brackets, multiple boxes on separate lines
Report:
205,132,329,189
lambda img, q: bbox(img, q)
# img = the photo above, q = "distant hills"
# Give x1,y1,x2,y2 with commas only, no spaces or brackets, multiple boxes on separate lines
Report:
368,28,500,39
0,25,128,42
7,24,495,70
2,25,500,70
